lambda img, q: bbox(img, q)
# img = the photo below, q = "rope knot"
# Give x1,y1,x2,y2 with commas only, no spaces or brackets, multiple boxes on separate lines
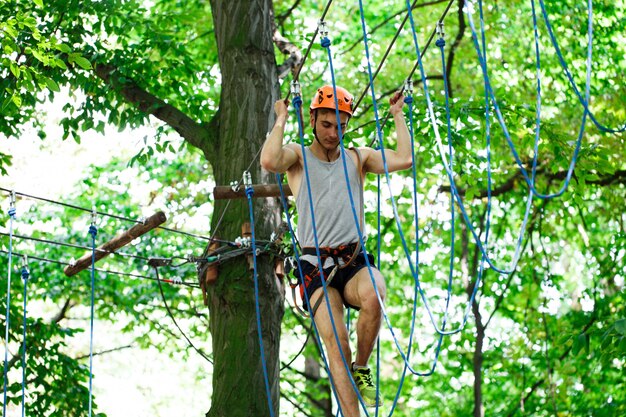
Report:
8,207,16,217
320,37,331,48
292,95,303,109
88,224,98,238
435,38,446,48
245,186,254,198
404,96,414,105
21,266,29,281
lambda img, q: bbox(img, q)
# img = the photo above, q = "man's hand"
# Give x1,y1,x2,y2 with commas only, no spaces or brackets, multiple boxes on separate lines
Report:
389,91,405,116
274,98,290,120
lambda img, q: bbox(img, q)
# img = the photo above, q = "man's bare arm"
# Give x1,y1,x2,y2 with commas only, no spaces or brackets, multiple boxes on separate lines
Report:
363,92,414,174
261,99,299,173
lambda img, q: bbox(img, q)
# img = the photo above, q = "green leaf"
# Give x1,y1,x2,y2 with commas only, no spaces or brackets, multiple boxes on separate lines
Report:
33,0,44,6
44,77,60,92
11,94,22,108
9,62,19,78
56,43,71,53
71,56,92,70
615,319,626,336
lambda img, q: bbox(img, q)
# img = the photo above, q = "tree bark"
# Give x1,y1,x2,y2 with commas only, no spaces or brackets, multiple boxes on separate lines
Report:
462,222,484,417
205,1,285,416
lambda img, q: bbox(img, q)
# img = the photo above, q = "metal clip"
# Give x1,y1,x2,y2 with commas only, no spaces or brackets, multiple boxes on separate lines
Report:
436,21,445,39
404,79,414,95
318,20,329,38
91,206,97,225
243,171,252,188
291,81,301,97
9,190,16,208
230,180,240,193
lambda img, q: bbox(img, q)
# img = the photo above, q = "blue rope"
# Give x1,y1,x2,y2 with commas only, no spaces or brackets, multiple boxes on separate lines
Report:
291,89,353,415
20,262,29,417
464,3,588,199
405,0,533,278
275,171,343,413
323,30,386,414
437,36,455,336
245,185,275,417
536,0,625,134
3,203,16,417
88,223,97,417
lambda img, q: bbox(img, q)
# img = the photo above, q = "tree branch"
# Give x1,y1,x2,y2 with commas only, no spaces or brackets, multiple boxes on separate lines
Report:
439,169,626,198
271,9,303,80
93,63,212,151
276,0,303,27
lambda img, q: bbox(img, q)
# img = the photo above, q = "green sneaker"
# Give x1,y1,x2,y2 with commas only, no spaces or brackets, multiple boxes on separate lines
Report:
351,366,382,408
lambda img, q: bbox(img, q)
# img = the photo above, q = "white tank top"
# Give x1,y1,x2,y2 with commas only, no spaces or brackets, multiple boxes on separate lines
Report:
295,147,364,266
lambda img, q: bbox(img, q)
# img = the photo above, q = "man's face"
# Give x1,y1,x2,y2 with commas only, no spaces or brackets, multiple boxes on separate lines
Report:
310,108,350,150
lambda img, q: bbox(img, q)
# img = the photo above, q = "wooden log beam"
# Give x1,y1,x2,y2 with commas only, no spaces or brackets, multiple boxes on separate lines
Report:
64,211,167,277
213,184,292,200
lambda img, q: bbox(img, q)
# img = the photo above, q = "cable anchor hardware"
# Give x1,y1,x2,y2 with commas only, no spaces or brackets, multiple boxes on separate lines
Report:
230,180,240,193
290,81,301,98
404,79,414,96
436,21,445,40
318,20,329,39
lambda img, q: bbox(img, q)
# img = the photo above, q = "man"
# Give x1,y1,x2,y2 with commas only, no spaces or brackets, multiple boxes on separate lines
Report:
260,84,412,416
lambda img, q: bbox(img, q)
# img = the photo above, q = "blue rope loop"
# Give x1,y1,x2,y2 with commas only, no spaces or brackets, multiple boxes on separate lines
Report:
21,266,29,281
292,95,302,108
320,36,331,48
403,96,413,105
435,37,446,48
88,224,97,238
8,207,16,217
245,186,254,198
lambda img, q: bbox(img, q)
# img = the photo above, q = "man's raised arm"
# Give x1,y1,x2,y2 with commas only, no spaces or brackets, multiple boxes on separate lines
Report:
261,99,299,173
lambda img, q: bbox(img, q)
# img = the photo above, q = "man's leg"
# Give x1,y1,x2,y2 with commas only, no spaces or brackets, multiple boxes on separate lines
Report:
344,267,386,366
310,287,360,417
343,266,386,407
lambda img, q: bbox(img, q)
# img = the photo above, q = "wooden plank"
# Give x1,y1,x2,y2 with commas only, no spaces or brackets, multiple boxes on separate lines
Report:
213,184,292,200
64,211,167,277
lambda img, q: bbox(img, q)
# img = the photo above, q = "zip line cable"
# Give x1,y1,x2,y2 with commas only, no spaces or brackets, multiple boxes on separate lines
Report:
0,249,200,288
351,0,456,119
150,263,213,364
0,188,218,243
0,232,152,262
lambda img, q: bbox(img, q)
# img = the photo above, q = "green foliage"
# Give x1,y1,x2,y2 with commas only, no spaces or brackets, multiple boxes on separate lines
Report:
1,0,625,415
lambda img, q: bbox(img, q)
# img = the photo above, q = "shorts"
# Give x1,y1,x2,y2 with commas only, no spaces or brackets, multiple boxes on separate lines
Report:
293,252,376,311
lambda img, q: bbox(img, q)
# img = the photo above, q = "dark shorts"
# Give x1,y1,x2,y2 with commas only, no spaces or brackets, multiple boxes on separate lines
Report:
293,252,376,311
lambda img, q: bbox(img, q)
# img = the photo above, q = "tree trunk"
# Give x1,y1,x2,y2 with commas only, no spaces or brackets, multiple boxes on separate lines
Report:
462,222,484,417
205,1,285,416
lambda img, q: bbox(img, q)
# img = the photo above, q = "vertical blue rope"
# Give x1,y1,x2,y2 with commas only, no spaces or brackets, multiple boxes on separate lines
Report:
3,203,16,417
436,36,455,335
291,90,352,416
87,223,97,417
245,185,275,417
276,93,349,414
20,263,29,417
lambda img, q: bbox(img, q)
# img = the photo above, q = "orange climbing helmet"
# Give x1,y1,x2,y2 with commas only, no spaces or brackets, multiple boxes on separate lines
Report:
310,85,354,116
